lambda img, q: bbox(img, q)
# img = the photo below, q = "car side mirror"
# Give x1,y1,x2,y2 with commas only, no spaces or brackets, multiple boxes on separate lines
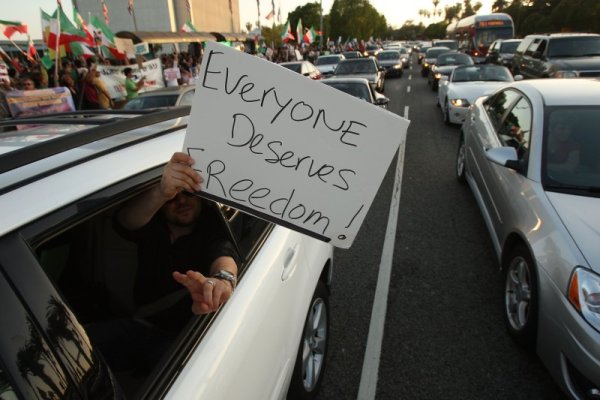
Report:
375,96,390,106
485,146,523,172
513,74,524,81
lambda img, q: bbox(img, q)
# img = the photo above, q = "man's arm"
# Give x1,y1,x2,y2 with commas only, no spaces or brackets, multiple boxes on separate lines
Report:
117,152,203,230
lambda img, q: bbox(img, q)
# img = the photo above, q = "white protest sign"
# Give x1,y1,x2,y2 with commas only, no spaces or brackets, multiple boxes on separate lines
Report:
134,42,150,55
184,42,409,248
97,58,164,99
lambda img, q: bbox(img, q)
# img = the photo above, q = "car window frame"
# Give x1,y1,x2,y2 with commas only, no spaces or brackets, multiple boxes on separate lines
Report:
9,164,273,399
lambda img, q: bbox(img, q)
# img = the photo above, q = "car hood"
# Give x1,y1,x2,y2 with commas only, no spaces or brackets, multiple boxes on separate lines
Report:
550,57,600,71
449,81,511,101
424,57,437,64
546,191,600,271
435,65,461,74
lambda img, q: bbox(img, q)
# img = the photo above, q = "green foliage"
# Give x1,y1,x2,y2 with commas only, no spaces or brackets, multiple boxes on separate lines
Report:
329,0,388,41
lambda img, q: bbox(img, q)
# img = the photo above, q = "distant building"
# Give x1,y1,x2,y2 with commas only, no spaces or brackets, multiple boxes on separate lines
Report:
75,0,240,34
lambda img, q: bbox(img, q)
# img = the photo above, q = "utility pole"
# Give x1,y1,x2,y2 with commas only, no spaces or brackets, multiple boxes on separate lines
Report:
319,0,323,51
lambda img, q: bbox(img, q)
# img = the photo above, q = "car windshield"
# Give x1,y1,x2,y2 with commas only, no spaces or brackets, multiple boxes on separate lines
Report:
123,95,179,109
547,36,600,57
543,107,600,192
335,60,376,75
452,65,512,82
500,41,520,53
316,56,340,66
426,48,450,58
436,53,473,66
343,52,360,58
281,63,302,73
377,52,400,61
433,41,458,50
323,81,372,102
399,47,408,54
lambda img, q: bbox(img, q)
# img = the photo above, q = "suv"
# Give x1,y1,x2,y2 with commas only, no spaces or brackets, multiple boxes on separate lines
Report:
511,33,600,79
0,109,333,399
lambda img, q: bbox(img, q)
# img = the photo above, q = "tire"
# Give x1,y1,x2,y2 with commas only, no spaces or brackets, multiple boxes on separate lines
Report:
456,135,467,183
443,99,451,125
287,281,329,400
503,244,538,348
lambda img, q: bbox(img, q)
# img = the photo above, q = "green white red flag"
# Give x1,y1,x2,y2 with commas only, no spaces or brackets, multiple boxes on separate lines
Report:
0,20,28,39
296,18,303,44
280,20,294,43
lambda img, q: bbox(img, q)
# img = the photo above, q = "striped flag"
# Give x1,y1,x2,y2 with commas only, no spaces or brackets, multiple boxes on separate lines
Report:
265,10,274,20
0,20,28,39
296,18,303,44
101,0,110,25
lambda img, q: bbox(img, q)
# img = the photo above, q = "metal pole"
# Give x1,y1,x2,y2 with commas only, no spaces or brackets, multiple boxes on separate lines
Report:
132,8,138,31
319,0,323,51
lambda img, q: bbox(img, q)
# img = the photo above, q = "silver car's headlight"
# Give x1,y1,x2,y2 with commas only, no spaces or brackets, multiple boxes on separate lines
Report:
568,267,600,332
450,98,470,107
423,62,429,68
553,70,579,78
434,73,442,79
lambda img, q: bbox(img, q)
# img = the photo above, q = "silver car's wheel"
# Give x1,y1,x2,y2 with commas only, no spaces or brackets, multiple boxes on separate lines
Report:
456,136,466,183
503,244,538,348
288,281,329,400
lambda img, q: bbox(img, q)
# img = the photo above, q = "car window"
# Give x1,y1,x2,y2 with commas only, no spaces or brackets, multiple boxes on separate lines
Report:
547,36,600,57
525,39,542,56
500,41,520,53
515,37,534,54
179,90,195,106
282,63,302,73
29,177,270,398
0,366,17,399
543,107,600,187
498,97,532,160
484,89,521,132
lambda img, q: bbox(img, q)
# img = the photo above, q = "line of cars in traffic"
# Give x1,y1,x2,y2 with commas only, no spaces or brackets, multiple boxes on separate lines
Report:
413,33,600,400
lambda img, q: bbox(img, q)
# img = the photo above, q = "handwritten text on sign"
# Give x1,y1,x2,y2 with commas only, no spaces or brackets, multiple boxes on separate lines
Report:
184,42,409,248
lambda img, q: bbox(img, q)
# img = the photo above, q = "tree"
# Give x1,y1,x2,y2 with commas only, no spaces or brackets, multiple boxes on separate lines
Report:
492,0,509,12
444,4,462,23
245,22,253,32
329,0,388,41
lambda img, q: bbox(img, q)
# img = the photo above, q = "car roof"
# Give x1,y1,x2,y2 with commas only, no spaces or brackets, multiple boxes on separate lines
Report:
138,85,195,97
0,108,190,236
525,32,600,38
510,79,600,106
323,77,371,84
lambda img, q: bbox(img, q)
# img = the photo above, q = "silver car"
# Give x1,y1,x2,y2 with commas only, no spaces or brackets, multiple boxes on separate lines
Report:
456,79,600,399
332,58,385,92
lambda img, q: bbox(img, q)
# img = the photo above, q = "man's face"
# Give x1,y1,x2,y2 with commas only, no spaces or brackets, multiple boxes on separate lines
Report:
162,193,202,227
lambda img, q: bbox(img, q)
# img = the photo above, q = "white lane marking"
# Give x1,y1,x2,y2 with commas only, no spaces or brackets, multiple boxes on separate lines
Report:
408,74,412,80
357,106,409,400
407,86,411,93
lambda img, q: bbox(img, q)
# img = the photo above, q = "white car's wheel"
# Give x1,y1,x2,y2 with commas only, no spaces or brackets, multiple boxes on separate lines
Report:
288,281,329,400
444,99,451,125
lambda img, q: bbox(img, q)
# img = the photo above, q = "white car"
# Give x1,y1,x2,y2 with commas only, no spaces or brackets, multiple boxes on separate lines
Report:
437,64,517,125
0,109,334,399
314,54,345,76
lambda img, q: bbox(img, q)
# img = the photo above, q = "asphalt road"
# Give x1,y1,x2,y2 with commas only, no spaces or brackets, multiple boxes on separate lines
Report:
316,55,567,400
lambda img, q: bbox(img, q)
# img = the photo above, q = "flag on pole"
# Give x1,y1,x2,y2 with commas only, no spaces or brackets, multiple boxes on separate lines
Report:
296,18,303,44
70,41,95,59
181,20,197,32
265,10,274,20
303,26,317,44
280,20,294,42
41,8,87,54
128,0,134,15
90,14,115,46
0,20,28,39
73,8,94,45
101,0,110,25
27,35,38,61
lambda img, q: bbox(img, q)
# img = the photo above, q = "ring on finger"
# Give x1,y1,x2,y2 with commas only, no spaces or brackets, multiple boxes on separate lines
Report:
206,280,215,287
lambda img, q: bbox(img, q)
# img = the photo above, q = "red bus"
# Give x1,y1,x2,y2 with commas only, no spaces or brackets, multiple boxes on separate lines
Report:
446,13,515,63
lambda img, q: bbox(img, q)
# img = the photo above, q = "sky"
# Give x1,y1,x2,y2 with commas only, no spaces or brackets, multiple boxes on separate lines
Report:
6,0,495,40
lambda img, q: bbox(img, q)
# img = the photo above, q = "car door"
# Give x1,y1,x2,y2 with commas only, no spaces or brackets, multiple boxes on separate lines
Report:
465,89,521,245
482,95,533,244
166,210,322,400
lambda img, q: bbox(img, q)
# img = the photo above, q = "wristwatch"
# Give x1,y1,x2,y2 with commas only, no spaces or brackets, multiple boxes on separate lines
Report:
212,270,237,291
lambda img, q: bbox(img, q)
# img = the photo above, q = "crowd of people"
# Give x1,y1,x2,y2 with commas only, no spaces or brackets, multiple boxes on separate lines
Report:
0,38,376,121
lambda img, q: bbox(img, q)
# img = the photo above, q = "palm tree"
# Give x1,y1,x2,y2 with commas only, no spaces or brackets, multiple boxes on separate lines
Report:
492,0,508,12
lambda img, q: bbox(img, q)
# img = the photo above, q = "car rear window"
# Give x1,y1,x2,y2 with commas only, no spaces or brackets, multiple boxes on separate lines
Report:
500,41,520,53
124,95,179,109
281,63,302,73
